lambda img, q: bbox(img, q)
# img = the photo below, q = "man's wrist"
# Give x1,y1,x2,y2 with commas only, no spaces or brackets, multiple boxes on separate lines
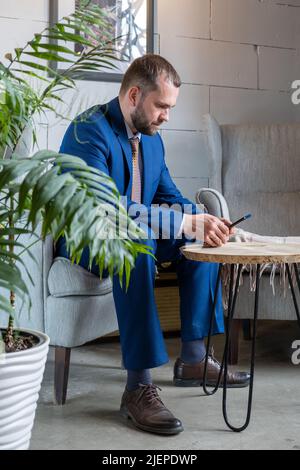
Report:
182,213,205,241
182,214,196,240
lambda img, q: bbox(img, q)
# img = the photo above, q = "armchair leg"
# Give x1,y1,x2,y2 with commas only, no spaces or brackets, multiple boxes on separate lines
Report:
227,319,241,365
54,346,71,405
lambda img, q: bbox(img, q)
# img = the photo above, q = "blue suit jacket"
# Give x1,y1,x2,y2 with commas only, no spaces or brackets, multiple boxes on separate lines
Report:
59,97,201,239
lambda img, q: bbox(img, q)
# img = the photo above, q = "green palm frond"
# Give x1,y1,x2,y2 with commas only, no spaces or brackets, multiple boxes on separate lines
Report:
0,2,150,323
0,151,153,307
0,1,120,154
0,248,30,317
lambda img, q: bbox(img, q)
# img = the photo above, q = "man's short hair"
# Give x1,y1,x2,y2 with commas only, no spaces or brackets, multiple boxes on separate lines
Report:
119,54,181,96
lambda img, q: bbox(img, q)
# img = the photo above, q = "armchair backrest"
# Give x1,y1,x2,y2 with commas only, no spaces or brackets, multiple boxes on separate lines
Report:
204,114,300,236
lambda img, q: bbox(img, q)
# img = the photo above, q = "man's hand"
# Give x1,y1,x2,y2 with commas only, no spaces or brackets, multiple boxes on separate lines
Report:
183,214,236,247
220,217,236,236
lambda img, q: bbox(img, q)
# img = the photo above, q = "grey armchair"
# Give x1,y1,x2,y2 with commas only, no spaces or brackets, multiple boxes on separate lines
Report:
0,234,118,404
197,114,300,363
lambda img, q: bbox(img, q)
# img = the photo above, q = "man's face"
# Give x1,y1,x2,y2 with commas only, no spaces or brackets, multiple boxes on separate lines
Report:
130,75,179,135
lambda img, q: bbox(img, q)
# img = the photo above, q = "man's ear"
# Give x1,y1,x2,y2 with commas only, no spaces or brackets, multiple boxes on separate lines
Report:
128,86,141,107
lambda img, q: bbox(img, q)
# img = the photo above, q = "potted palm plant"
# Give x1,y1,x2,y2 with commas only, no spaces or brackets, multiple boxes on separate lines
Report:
0,1,150,450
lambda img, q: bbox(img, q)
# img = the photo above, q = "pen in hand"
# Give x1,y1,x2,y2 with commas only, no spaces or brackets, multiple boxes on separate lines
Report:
229,213,252,229
203,213,252,248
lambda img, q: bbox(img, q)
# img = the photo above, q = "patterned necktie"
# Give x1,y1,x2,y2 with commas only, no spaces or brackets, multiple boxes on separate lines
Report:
129,137,142,203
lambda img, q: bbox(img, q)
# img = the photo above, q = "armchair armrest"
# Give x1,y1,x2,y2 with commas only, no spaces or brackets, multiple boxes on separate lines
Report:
196,188,230,220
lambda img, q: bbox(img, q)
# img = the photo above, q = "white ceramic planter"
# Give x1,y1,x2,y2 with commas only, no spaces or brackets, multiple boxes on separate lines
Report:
0,329,49,450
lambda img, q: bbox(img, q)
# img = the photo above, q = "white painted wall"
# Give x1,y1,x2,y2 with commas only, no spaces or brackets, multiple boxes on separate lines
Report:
1,0,299,199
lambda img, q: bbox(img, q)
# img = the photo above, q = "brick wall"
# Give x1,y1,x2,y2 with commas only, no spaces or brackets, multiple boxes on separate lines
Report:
158,0,300,198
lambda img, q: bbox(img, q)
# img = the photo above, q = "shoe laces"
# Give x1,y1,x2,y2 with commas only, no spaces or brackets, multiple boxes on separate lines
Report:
137,384,163,405
208,347,234,379
208,346,221,367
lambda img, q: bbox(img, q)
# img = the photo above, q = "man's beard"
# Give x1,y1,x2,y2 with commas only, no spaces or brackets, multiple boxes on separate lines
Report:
131,103,161,136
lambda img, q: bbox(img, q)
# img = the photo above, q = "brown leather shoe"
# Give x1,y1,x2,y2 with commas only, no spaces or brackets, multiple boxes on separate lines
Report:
173,349,250,388
120,384,183,435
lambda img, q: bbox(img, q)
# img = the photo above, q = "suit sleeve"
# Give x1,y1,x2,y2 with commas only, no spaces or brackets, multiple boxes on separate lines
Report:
60,117,110,176
60,118,199,240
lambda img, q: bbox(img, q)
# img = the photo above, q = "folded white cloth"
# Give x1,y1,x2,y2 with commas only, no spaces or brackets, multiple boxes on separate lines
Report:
221,228,300,309
232,227,300,245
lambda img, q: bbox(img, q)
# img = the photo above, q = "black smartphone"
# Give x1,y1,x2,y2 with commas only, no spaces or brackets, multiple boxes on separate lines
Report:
229,213,252,229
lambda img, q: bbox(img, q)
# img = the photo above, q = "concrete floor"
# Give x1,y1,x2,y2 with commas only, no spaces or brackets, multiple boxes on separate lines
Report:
31,321,300,450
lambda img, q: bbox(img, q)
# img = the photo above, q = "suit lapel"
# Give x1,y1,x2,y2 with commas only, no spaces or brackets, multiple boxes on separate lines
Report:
107,98,132,196
106,97,155,203
116,132,133,197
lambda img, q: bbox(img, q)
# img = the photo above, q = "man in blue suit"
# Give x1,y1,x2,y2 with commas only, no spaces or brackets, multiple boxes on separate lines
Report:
57,54,249,436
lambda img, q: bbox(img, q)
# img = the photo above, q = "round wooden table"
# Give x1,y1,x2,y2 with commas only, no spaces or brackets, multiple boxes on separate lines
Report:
181,242,300,432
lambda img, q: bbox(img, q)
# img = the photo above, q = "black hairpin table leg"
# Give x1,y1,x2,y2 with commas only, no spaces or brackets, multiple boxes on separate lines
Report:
293,263,300,299
222,264,261,432
286,264,300,327
204,262,261,431
202,263,224,396
203,263,243,396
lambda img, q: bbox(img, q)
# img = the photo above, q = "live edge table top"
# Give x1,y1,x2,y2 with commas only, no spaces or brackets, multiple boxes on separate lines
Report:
181,242,300,265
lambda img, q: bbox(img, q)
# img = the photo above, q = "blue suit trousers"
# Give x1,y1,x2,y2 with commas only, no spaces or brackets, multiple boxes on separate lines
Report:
113,237,224,369
56,236,225,370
